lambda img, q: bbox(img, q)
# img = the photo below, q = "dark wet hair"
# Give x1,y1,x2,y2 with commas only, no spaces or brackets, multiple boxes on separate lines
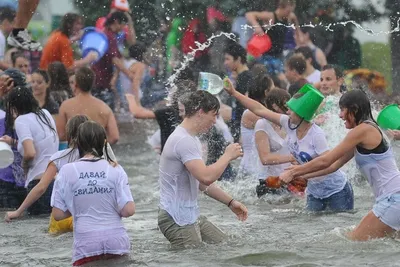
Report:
51,115,90,164
2,68,27,87
286,54,306,75
105,11,128,27
181,91,220,118
322,64,344,79
128,42,146,62
5,86,56,137
48,61,73,98
294,46,313,60
75,67,95,92
265,88,290,113
59,13,83,37
170,79,197,109
339,89,376,125
278,0,296,7
250,63,268,81
66,115,90,146
0,7,15,23
76,121,115,165
11,51,28,67
250,74,274,103
224,41,247,64
32,69,51,105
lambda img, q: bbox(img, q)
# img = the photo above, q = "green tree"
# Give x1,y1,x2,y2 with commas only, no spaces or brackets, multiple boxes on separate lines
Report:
386,0,400,92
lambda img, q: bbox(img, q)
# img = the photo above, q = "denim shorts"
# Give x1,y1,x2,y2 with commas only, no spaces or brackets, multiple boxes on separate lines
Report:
306,182,354,212
372,193,400,231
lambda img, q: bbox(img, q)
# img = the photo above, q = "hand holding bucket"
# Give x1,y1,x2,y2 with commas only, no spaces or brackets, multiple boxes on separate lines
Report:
0,136,14,169
79,27,109,63
247,34,272,58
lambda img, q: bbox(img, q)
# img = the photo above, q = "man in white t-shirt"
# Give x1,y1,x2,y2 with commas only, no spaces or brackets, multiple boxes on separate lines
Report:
0,7,15,70
158,90,248,248
294,46,321,85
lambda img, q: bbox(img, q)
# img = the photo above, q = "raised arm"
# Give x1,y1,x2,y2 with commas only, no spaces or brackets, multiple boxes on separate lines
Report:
245,11,273,35
224,78,282,126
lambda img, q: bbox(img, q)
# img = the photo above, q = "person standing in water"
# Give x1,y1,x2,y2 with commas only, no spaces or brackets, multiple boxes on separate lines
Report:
158,91,248,248
51,121,134,266
224,80,353,212
280,90,400,241
2,85,59,215
57,67,119,145
5,115,89,234
224,41,254,143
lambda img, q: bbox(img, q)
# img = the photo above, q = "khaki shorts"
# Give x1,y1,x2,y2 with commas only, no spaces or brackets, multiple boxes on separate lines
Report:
158,209,226,249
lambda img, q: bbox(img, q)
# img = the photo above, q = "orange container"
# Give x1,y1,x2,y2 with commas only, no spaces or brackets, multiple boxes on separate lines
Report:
247,34,272,58
265,176,282,189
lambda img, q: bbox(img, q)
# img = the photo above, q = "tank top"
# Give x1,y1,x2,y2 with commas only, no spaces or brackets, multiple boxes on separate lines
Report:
239,110,260,176
264,12,288,57
354,121,400,199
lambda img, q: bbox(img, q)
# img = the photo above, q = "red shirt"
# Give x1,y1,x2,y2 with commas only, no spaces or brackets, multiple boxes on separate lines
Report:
91,30,121,89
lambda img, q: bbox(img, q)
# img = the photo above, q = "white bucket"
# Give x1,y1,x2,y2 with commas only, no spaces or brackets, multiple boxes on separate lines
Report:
0,141,14,169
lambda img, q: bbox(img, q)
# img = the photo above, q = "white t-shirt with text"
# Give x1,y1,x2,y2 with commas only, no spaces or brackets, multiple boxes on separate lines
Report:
51,159,133,262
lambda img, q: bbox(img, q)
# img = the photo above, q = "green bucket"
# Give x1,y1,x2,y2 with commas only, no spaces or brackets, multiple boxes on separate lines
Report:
287,84,325,122
377,104,400,130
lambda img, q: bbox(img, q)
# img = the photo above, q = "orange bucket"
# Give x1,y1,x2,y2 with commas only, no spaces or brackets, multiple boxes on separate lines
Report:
247,34,272,58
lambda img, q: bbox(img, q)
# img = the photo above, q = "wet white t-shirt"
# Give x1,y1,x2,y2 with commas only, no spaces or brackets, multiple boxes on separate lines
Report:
255,118,290,178
49,148,80,171
280,115,347,198
159,126,202,226
51,159,133,262
15,109,59,187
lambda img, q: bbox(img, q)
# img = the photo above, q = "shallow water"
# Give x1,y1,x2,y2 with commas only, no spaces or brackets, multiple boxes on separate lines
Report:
1,120,400,267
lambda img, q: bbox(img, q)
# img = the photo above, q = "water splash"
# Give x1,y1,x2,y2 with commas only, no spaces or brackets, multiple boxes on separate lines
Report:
242,17,400,36
165,32,236,104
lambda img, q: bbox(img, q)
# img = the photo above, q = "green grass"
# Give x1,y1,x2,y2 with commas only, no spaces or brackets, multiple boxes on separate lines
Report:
361,42,392,93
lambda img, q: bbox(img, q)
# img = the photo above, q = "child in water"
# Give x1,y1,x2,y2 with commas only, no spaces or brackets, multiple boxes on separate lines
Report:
5,115,89,234
51,121,134,266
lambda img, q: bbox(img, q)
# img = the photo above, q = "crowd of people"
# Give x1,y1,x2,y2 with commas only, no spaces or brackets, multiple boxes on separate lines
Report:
0,0,399,265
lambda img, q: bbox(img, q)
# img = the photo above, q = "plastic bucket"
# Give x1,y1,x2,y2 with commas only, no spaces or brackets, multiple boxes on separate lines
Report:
0,141,14,169
247,34,272,58
79,27,109,61
377,104,400,130
287,84,325,122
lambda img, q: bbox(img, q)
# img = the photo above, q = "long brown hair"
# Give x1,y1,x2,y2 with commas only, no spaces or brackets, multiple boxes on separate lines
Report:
76,121,116,166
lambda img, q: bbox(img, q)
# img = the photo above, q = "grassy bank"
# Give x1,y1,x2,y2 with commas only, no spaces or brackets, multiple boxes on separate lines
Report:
361,42,392,92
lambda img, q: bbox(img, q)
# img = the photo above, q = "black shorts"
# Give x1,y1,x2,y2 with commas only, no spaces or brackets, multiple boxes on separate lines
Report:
26,179,54,215
0,179,26,209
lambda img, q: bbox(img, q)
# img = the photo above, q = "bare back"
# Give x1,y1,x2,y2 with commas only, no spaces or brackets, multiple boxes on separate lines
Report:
57,93,119,144
64,94,111,127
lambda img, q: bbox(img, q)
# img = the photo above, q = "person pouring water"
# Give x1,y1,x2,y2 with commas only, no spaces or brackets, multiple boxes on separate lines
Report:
224,79,354,212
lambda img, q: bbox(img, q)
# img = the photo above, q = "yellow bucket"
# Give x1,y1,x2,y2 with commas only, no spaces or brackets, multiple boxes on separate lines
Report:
48,214,73,235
